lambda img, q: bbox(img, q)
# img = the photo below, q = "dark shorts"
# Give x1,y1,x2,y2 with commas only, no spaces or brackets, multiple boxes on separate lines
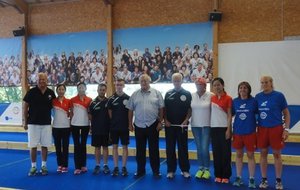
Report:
110,130,129,145
91,134,110,147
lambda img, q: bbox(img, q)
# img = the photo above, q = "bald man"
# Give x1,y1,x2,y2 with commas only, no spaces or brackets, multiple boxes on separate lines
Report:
23,73,56,176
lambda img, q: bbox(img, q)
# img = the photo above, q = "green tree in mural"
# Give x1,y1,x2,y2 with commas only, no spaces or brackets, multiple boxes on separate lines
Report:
0,87,22,103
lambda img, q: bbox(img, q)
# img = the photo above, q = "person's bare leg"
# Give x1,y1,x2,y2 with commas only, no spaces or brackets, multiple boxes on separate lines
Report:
113,144,118,167
122,145,128,167
247,151,255,178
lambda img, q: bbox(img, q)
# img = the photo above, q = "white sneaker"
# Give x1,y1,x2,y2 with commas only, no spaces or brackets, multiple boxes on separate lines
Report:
181,171,191,178
275,181,283,190
166,172,174,179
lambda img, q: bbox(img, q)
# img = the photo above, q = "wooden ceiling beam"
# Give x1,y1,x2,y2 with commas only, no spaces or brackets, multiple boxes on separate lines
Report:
13,0,28,14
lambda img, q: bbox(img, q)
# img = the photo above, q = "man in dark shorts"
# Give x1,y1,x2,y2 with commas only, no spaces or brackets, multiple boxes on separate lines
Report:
88,83,110,175
107,79,130,176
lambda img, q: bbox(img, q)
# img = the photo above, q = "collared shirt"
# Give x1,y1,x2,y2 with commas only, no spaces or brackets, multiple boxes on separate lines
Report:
52,96,71,128
23,86,56,125
107,93,130,131
88,97,110,135
127,87,164,128
211,92,232,128
164,88,191,125
70,95,92,126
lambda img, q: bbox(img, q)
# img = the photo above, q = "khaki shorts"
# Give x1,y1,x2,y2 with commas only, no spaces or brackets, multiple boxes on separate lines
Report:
28,124,52,148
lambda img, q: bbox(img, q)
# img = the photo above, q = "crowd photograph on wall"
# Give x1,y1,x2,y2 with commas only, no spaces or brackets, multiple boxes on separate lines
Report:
25,43,213,86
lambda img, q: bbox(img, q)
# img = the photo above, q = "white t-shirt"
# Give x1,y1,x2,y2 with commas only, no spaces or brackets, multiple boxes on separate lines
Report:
191,91,212,127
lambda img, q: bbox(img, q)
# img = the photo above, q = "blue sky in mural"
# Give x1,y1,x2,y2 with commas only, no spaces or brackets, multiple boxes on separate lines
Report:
0,37,22,57
27,30,107,56
27,22,212,56
113,22,213,52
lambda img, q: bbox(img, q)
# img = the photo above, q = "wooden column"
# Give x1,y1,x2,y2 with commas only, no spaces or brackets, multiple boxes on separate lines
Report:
13,0,29,96
212,0,219,80
212,22,219,79
105,0,114,96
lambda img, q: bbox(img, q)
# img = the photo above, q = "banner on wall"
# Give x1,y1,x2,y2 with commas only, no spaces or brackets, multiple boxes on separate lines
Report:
27,23,213,86
113,22,213,84
27,31,107,85
219,40,300,133
0,37,22,87
0,22,213,126
0,103,22,125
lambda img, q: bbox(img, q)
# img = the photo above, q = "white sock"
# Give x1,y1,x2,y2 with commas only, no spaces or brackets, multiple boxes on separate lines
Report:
31,162,37,168
42,161,47,167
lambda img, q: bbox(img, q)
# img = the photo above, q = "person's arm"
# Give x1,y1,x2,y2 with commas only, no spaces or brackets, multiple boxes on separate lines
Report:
156,107,164,131
282,107,291,141
128,109,134,132
22,101,29,130
163,107,171,127
181,108,192,126
225,106,232,140
108,109,112,120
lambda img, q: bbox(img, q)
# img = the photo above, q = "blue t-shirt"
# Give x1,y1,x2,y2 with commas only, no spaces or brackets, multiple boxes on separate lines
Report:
255,90,288,128
232,97,257,135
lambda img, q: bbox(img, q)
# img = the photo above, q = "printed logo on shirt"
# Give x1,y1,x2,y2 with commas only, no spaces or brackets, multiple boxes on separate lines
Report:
261,101,268,106
239,103,246,109
123,99,128,106
167,92,176,100
180,95,187,102
260,112,267,119
239,113,247,120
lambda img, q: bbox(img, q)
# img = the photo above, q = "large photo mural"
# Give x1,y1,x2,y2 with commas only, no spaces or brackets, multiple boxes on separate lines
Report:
113,22,213,84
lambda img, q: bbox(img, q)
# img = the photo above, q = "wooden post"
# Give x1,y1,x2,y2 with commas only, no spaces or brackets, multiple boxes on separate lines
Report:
212,22,218,80
212,0,219,80
16,0,29,97
105,0,114,96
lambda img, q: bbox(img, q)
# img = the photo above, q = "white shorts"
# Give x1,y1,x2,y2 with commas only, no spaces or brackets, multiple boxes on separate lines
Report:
27,124,52,148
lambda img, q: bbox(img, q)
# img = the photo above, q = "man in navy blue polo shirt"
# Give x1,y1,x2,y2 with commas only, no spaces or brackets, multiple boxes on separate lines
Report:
23,73,56,176
89,84,110,175
164,73,192,179
107,79,130,177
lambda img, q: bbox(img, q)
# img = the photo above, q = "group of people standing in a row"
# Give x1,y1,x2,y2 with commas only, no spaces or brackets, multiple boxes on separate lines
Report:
23,72,290,190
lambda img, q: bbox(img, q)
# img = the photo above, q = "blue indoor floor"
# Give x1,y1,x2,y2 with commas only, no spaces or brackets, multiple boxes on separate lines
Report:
0,149,299,190
1,132,300,155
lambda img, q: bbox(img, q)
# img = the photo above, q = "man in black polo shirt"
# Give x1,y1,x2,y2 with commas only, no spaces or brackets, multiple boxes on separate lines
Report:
23,73,56,176
89,83,110,175
107,79,130,177
164,73,192,179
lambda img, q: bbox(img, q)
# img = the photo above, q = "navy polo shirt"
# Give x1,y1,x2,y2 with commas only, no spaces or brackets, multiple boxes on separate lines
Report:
107,93,130,131
164,88,192,125
23,86,56,125
88,97,110,135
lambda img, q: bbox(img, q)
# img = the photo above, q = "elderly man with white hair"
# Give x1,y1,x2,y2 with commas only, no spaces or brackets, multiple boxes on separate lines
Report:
127,74,164,178
164,73,192,179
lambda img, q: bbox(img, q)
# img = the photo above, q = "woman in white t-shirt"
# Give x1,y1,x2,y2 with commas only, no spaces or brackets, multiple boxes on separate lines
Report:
190,77,212,179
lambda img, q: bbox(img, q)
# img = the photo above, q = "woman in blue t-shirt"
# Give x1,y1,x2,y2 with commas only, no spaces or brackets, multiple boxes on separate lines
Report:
232,81,258,188
255,76,290,190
